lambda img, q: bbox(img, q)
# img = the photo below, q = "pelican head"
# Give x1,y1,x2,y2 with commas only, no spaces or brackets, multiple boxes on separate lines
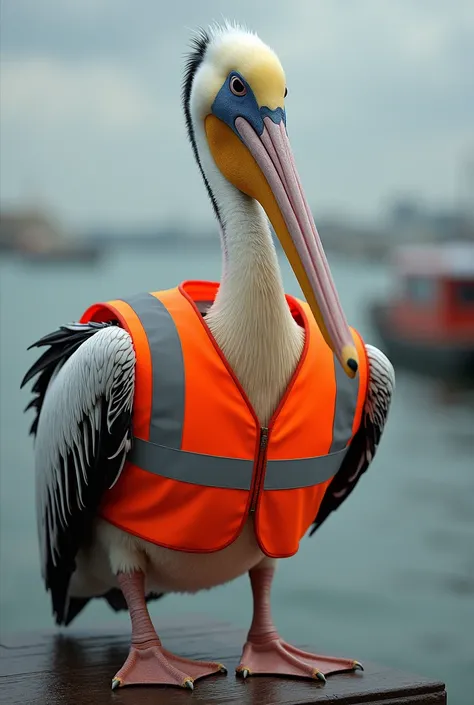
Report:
183,23,358,378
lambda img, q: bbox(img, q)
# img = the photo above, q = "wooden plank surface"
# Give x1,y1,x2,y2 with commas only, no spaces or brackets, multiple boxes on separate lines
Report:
0,616,446,705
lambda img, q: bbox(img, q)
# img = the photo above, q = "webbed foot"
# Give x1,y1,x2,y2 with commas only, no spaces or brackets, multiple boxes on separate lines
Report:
112,642,226,689
236,638,362,681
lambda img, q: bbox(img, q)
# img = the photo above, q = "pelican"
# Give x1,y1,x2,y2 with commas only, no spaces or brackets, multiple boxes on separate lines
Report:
22,22,394,691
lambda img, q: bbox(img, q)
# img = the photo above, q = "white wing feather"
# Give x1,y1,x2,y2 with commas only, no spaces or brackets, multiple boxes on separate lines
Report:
34,326,135,576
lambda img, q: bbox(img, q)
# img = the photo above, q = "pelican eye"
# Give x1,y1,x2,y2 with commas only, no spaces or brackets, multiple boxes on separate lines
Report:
284,87,288,97
230,76,247,96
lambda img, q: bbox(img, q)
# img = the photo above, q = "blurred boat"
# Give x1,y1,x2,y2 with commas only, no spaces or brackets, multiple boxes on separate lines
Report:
370,243,474,385
0,208,101,265
19,241,101,265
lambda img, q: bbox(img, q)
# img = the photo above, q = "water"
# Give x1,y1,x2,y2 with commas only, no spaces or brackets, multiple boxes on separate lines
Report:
1,246,473,703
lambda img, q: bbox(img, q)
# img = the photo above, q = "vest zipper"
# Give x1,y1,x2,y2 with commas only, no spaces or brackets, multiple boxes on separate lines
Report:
249,427,269,515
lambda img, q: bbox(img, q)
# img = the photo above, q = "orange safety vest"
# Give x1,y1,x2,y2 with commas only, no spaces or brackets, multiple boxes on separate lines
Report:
81,280,368,558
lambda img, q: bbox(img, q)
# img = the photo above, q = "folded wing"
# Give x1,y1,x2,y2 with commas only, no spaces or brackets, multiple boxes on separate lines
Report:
311,344,395,534
21,322,135,623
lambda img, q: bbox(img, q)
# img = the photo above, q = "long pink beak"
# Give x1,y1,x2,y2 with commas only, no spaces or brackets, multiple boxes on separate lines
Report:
235,116,358,377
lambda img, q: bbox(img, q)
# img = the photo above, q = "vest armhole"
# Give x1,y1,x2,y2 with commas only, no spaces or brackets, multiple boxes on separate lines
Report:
80,301,126,327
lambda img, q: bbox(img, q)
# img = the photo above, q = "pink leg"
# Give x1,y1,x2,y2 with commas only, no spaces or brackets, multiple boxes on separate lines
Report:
236,566,363,682
112,571,227,690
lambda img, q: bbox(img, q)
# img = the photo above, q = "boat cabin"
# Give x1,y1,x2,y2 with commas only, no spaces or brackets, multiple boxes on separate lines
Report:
391,243,474,342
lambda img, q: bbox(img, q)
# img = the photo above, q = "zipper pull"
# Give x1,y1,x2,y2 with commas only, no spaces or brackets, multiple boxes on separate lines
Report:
249,427,270,516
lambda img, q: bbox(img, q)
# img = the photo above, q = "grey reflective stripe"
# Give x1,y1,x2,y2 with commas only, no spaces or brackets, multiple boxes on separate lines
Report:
264,448,348,489
120,293,185,448
129,439,347,490
330,356,359,453
130,438,253,489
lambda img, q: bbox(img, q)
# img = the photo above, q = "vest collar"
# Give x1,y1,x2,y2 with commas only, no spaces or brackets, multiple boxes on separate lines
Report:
177,280,311,431
178,280,307,329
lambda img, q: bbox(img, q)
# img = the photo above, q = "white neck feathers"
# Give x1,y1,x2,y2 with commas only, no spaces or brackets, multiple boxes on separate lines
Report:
204,190,304,425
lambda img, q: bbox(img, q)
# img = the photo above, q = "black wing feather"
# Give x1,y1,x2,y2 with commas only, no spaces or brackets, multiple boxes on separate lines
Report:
311,345,394,535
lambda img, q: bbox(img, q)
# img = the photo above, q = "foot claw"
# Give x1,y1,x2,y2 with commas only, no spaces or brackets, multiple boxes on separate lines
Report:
113,644,223,689
237,639,362,681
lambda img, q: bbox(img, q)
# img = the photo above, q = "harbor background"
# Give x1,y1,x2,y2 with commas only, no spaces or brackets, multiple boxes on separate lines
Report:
1,249,473,705
1,2,473,704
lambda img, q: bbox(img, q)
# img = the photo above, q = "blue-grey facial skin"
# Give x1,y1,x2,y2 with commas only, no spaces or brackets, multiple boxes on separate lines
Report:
211,71,286,138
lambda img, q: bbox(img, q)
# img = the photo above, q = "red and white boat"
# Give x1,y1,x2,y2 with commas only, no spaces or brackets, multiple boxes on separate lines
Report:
370,243,474,385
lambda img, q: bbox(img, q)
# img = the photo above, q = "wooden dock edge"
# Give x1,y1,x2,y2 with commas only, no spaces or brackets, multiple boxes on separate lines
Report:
0,616,447,704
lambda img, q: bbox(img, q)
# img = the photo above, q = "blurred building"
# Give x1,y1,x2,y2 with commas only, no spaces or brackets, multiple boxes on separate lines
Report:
318,198,474,262
386,197,474,245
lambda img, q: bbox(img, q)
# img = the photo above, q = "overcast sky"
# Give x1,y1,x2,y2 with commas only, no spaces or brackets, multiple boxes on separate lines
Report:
1,0,473,231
